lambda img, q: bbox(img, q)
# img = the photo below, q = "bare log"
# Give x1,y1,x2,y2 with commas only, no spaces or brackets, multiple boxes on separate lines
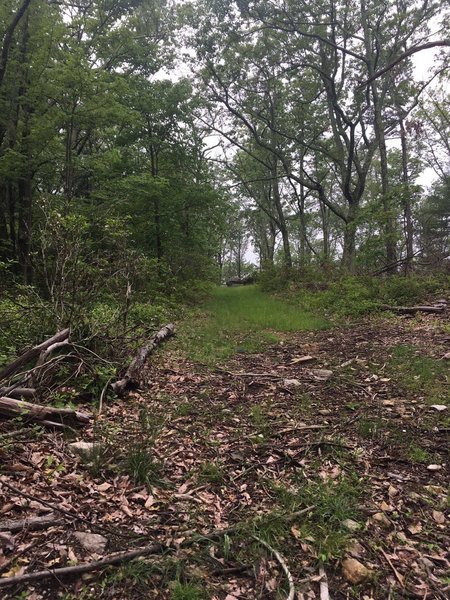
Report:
35,340,71,369
0,514,64,533
381,304,445,314
112,323,176,396
0,397,90,426
0,329,70,382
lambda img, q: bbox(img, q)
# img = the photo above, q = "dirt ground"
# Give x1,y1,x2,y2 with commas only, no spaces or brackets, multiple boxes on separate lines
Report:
0,313,449,599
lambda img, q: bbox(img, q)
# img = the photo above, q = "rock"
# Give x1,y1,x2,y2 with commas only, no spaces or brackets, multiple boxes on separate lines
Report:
74,532,107,554
427,464,442,472
382,399,395,407
372,512,391,527
310,369,333,381
388,485,398,497
430,405,447,412
342,557,372,584
318,409,332,415
68,441,99,459
283,379,301,387
343,519,361,532
432,510,445,524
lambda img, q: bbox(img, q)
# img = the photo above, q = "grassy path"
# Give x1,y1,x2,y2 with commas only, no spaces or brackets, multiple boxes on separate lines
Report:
179,285,329,363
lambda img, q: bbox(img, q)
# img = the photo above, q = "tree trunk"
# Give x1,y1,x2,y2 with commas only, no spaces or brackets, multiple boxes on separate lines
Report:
399,117,414,273
361,0,397,272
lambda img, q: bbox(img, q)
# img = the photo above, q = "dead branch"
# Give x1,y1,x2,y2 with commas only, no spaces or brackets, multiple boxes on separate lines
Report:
35,339,71,369
0,329,70,382
253,535,295,600
0,396,90,426
0,501,315,589
380,304,445,314
0,479,137,539
0,387,35,399
112,323,176,395
0,543,165,588
0,513,64,533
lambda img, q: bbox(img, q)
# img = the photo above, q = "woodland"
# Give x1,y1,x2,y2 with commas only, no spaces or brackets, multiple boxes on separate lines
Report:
0,1,449,599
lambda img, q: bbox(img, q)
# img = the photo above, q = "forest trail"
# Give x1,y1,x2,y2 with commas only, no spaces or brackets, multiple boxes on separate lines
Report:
1,287,449,599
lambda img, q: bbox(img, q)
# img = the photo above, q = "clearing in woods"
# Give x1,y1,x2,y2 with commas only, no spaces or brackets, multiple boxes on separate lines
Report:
1,286,449,599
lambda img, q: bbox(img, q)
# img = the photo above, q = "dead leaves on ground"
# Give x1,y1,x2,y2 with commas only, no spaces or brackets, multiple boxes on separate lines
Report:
0,313,449,599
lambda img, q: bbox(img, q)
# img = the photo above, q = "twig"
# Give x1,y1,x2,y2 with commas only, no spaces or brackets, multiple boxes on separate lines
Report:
253,535,295,600
98,377,113,415
0,543,165,588
380,547,404,587
319,565,331,600
0,513,64,533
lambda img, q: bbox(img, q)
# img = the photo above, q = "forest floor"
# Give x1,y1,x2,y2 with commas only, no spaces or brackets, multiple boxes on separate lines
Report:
0,286,449,600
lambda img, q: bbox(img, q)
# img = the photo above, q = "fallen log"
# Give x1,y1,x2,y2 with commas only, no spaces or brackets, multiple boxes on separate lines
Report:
381,304,445,314
0,329,70,382
112,323,176,396
0,514,64,533
0,387,35,399
0,397,90,426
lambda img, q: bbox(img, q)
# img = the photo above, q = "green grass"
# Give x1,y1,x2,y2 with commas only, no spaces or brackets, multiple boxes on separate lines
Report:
171,582,207,600
258,475,362,562
389,344,449,405
179,285,329,363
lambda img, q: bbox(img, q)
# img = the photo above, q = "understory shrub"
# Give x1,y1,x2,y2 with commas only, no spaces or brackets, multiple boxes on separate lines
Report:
260,264,449,318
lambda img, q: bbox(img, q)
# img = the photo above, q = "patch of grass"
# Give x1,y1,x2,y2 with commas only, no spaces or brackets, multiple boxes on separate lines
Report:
123,442,161,486
407,444,432,464
175,402,195,417
249,404,270,433
389,344,448,404
265,475,362,561
179,285,329,363
357,418,385,439
198,461,225,485
170,581,207,600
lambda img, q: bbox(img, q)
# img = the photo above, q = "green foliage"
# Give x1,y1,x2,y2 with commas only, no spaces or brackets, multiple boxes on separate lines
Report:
272,271,450,318
123,443,161,486
170,582,207,600
198,461,225,485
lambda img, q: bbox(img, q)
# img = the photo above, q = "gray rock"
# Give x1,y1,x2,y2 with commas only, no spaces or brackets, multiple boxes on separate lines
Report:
74,531,108,554
68,441,99,459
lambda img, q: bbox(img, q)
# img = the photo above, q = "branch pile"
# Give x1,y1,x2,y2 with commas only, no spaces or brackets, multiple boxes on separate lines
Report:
0,323,176,428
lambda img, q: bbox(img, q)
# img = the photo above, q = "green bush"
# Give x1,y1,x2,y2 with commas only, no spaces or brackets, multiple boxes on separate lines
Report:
259,264,449,319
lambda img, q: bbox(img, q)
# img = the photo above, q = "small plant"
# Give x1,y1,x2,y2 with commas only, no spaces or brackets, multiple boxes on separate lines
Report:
175,402,195,417
123,442,161,486
249,404,269,433
198,461,225,485
357,418,384,439
266,475,362,561
171,581,207,600
407,444,431,464
389,345,448,403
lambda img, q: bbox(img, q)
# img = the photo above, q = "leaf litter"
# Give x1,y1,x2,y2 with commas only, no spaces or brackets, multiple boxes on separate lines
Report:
0,312,448,599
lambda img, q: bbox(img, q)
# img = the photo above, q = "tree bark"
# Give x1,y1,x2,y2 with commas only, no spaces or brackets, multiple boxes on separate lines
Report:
0,396,90,425
112,324,176,396
0,0,33,88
